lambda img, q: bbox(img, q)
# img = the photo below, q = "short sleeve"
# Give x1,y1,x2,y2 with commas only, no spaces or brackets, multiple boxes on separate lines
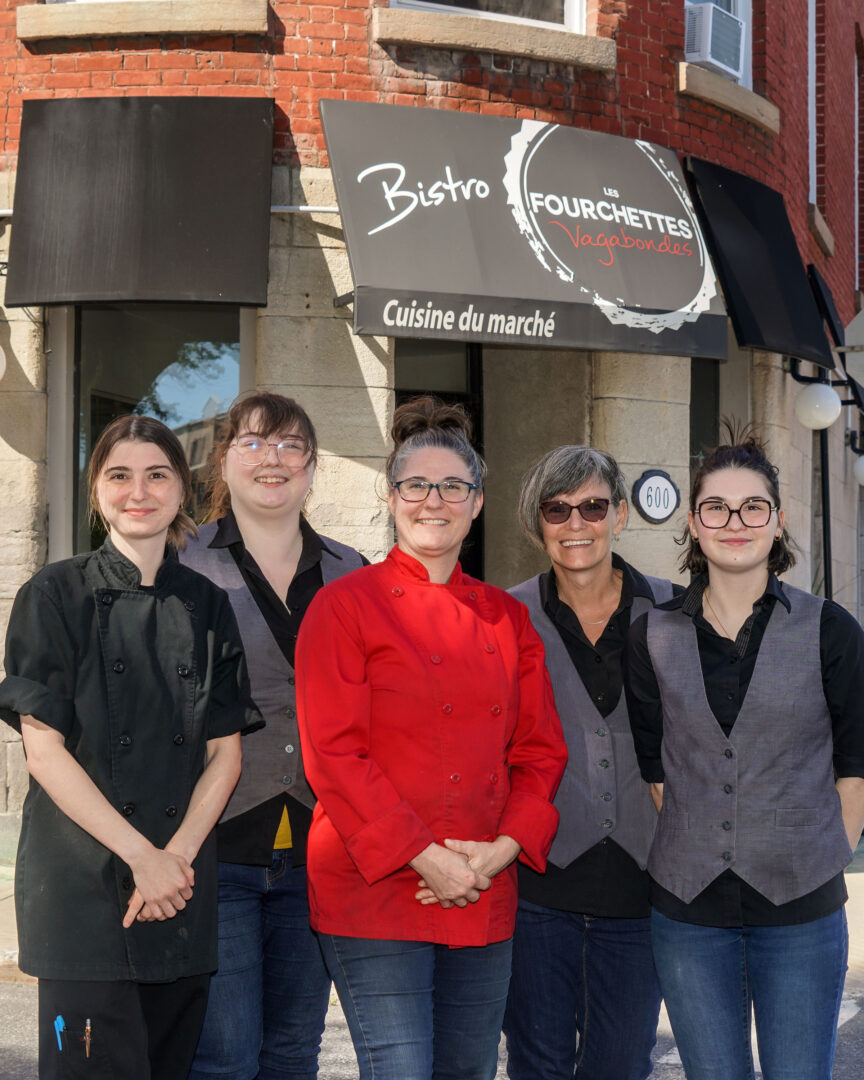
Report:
0,579,77,736
205,590,264,741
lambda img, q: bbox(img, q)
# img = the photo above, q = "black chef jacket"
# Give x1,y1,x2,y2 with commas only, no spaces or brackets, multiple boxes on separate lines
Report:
0,538,260,981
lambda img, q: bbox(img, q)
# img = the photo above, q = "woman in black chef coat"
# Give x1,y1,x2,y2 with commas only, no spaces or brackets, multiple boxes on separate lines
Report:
624,429,864,1080
0,415,259,1080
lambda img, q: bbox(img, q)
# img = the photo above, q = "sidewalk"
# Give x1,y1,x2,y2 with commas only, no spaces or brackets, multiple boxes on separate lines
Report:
0,865,31,984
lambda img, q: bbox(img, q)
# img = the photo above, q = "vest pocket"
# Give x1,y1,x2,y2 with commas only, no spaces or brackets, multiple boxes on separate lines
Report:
775,807,821,827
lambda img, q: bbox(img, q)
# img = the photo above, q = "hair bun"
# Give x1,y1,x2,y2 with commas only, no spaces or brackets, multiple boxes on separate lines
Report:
719,418,766,456
391,395,473,448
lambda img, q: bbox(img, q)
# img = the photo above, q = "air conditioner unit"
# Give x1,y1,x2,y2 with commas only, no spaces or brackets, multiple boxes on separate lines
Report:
685,2,744,81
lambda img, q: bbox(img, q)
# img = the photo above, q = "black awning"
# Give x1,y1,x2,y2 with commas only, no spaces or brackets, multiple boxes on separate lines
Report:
807,264,845,348
320,100,727,357
685,158,832,368
6,96,274,307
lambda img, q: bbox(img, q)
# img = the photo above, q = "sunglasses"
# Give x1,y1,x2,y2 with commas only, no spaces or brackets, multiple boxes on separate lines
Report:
539,498,611,525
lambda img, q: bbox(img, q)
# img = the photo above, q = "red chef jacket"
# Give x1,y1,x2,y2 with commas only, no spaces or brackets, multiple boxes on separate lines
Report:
296,545,567,947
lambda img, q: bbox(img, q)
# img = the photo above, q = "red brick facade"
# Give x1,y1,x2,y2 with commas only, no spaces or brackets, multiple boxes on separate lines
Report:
0,0,860,319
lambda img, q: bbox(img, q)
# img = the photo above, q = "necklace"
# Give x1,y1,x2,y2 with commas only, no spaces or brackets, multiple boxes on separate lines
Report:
703,588,733,640
579,611,615,626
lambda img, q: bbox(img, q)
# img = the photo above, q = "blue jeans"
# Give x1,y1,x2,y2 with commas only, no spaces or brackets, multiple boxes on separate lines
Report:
651,908,848,1080
188,854,331,1080
319,934,513,1080
503,900,661,1080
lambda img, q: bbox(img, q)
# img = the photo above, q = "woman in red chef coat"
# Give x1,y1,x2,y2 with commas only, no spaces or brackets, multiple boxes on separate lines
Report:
296,396,566,1080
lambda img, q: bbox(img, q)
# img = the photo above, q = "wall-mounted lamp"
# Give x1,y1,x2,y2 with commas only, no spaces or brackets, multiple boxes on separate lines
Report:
784,356,854,602
846,430,864,486
793,382,843,429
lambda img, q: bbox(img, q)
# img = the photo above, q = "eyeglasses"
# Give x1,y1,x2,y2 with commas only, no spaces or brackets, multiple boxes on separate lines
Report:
392,478,478,504
696,498,777,529
539,498,611,525
230,434,309,467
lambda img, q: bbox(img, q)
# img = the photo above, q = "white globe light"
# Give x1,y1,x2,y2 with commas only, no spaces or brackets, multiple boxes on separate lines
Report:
854,454,864,486
793,382,842,430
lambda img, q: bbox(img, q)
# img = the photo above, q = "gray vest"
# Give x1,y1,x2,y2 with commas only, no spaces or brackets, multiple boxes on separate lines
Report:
181,522,364,821
509,572,673,869
646,585,852,905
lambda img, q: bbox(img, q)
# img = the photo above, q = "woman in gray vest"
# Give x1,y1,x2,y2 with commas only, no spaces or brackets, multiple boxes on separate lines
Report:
503,445,674,1080
625,430,864,1080
184,392,365,1080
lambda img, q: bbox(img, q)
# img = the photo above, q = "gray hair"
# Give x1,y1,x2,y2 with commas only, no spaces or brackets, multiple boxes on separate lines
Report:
386,429,487,490
518,445,628,549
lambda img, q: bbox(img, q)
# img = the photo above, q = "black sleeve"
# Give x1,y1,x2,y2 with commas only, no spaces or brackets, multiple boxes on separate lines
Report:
820,601,864,778
622,611,665,783
206,590,265,741
0,578,77,736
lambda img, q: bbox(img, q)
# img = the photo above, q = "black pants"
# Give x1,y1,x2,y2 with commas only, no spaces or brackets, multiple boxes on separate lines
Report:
38,974,210,1079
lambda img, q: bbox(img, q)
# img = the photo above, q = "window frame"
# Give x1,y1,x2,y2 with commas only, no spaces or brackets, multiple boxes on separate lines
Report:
46,305,256,562
389,0,585,35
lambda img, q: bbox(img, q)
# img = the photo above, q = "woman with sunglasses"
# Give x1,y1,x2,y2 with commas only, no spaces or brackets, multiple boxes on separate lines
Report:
295,396,566,1080
182,393,366,1080
624,430,864,1079
503,446,675,1080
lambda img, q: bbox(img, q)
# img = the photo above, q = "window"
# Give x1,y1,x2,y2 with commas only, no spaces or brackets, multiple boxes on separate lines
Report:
75,304,241,552
684,0,752,89
391,0,585,33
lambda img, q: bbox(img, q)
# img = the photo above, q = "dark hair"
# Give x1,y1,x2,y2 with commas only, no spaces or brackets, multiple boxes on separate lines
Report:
386,395,486,490
88,414,197,550
205,391,319,520
517,445,628,550
677,421,796,575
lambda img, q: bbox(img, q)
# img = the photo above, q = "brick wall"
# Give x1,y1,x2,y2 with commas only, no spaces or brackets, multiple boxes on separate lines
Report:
0,2,860,319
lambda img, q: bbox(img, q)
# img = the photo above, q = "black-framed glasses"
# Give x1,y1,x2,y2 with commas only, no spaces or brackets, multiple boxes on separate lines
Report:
392,478,478,504
230,434,309,466
696,498,777,529
539,498,611,525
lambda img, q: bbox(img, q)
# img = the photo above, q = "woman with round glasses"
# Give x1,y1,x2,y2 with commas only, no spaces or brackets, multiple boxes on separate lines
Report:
296,396,566,1080
183,392,366,1080
502,446,675,1080
624,430,864,1080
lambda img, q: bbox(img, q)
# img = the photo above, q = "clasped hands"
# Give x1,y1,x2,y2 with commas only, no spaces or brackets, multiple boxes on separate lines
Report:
409,836,521,909
122,843,196,928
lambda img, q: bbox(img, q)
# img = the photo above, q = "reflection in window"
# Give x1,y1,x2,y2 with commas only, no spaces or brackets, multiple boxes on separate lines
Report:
76,304,240,552
425,0,564,22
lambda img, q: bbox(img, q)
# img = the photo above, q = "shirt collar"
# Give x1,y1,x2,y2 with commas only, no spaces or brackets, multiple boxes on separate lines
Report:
539,552,647,612
209,509,341,568
94,534,178,591
385,544,465,586
678,572,790,618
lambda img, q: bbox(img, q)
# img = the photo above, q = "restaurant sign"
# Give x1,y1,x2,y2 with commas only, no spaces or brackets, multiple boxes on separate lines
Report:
320,100,726,357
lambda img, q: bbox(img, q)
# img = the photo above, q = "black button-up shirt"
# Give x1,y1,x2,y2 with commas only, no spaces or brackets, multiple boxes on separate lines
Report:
518,555,678,918
212,512,368,866
0,538,259,980
625,574,864,926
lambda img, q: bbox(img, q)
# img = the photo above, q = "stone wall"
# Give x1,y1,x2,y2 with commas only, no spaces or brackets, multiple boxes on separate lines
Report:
0,169,46,858
263,164,395,563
